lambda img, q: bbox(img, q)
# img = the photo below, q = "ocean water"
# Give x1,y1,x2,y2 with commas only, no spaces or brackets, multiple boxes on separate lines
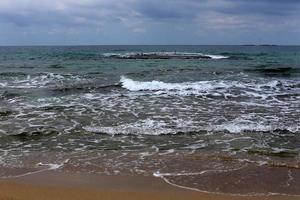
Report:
0,45,299,195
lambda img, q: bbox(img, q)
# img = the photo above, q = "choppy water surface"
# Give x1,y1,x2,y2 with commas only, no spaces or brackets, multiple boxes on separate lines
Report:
0,46,299,195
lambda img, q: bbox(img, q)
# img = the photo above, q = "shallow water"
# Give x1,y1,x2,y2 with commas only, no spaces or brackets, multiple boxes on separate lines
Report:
0,45,299,195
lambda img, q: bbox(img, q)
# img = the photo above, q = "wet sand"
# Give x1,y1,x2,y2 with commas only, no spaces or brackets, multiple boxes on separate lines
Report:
0,171,299,200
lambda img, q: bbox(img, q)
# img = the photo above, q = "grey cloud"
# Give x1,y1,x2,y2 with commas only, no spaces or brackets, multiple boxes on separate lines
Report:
1,0,300,27
0,0,135,27
135,0,201,20
218,0,300,16
0,0,300,45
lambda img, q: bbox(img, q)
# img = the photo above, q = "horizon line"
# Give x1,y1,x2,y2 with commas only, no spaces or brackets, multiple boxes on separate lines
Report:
1,44,300,47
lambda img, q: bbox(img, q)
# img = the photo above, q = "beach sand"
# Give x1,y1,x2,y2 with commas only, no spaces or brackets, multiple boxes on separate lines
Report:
0,171,299,200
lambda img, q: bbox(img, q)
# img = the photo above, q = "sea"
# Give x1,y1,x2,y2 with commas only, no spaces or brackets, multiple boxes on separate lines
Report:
0,45,299,195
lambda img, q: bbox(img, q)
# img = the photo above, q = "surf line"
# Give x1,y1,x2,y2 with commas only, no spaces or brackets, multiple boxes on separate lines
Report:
1,159,70,179
153,166,300,197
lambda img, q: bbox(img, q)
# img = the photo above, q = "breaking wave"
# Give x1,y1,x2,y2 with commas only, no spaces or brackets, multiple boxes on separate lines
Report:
120,76,299,98
103,52,229,60
120,76,228,93
208,121,299,134
83,117,299,136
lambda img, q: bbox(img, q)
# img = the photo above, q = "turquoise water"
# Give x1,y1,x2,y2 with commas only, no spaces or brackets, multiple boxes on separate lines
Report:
0,45,299,195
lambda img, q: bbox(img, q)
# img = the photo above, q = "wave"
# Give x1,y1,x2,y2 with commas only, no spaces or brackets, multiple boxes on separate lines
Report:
83,120,299,136
10,130,59,139
48,64,65,69
103,52,229,60
0,91,21,99
220,52,268,60
120,76,229,93
83,119,174,136
246,67,300,77
120,76,299,98
0,73,90,89
0,72,28,77
208,122,299,134
0,109,14,117
3,119,298,139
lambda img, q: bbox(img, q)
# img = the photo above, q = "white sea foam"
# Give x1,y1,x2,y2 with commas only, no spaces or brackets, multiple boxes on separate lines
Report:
120,76,228,94
0,82,8,87
0,73,87,89
207,118,300,134
153,167,300,197
36,162,64,170
103,52,229,59
83,119,174,135
2,159,69,179
120,76,299,99
205,54,229,59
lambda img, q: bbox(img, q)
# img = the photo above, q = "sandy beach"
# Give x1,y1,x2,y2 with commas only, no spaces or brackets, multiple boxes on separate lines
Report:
0,171,299,200
1,0,300,199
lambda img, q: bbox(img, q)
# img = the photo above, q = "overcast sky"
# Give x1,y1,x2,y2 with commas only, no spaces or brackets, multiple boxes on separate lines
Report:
0,0,300,45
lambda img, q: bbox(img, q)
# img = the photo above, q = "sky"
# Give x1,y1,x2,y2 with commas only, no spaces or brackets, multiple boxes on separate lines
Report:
0,0,300,45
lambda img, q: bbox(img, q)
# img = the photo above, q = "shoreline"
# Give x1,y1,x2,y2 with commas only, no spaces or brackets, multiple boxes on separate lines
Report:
0,171,300,200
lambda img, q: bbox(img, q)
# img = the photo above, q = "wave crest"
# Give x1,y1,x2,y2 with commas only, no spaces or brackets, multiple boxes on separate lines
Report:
103,52,229,60
120,76,299,98
120,76,228,94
